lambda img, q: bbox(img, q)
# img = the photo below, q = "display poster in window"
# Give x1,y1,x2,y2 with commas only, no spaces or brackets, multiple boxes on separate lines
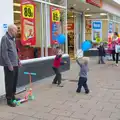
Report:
21,0,36,46
85,20,91,34
108,22,113,33
108,22,113,49
50,7,60,45
92,21,102,43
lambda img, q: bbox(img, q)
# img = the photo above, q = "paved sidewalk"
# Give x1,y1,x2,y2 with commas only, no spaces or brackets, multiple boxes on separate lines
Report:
0,58,120,120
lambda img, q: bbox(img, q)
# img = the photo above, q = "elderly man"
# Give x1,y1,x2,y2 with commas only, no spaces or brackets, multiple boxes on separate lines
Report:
0,24,20,107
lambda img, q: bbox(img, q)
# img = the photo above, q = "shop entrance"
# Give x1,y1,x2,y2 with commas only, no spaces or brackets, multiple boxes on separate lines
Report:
67,11,82,59
67,12,74,59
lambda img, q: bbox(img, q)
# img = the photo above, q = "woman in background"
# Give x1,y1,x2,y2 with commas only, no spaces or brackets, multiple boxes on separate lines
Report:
112,32,119,66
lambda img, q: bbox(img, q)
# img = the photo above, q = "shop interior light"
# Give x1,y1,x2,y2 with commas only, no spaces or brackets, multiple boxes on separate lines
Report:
85,14,92,17
14,3,21,7
100,13,107,16
14,11,21,14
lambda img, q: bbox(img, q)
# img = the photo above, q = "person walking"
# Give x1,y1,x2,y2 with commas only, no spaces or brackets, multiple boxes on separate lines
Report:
0,24,21,107
112,32,119,66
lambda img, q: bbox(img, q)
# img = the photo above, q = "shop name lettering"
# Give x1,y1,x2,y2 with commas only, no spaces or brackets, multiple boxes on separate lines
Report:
93,22,101,29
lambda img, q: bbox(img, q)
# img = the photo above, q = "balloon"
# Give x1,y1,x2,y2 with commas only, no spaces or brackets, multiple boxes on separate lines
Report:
81,41,92,51
57,34,66,44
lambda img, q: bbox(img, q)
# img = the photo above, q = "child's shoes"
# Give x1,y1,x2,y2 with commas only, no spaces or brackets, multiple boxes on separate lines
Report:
76,89,81,93
85,90,90,94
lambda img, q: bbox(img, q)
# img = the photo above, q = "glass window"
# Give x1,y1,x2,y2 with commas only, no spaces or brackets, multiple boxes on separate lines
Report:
13,0,67,60
14,0,42,60
50,0,67,7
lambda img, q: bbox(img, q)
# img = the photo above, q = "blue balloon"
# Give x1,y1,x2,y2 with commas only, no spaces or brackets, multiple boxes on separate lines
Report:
57,34,66,44
81,41,92,51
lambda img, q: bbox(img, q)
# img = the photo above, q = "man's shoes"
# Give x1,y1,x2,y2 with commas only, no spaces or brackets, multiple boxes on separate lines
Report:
7,100,16,107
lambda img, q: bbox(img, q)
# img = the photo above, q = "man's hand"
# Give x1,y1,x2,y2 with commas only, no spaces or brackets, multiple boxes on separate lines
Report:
8,66,14,71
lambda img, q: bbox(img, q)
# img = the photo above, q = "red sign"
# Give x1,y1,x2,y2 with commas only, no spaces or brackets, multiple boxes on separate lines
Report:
67,23,74,31
21,0,36,46
50,7,60,45
86,0,102,7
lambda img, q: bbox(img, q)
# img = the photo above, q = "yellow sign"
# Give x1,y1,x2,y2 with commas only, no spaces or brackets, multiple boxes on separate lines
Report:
52,10,60,22
96,37,102,43
22,4,34,19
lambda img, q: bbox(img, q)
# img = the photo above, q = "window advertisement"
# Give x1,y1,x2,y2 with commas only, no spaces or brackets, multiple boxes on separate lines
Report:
50,7,60,45
108,22,113,49
108,22,113,34
21,0,36,46
92,20,102,43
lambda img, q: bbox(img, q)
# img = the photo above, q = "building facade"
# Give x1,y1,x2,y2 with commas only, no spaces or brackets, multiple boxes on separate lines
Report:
0,0,120,96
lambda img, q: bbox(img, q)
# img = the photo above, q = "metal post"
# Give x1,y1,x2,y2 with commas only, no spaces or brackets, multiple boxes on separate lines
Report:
40,3,44,57
82,12,85,42
45,1,48,56
65,0,68,54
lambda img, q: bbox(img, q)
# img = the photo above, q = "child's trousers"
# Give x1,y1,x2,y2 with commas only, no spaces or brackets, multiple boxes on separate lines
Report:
52,67,61,85
98,56,105,64
77,77,89,93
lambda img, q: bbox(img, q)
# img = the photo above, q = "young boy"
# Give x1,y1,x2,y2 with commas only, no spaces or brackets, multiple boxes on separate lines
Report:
76,57,90,94
52,48,66,87
97,42,106,64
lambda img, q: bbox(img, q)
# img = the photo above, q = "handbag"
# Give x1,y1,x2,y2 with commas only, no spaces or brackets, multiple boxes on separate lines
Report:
115,45,120,53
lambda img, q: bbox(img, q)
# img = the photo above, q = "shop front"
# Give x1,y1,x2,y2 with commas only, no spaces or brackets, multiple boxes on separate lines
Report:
0,0,70,96
15,0,70,88
84,0,120,56
67,0,104,58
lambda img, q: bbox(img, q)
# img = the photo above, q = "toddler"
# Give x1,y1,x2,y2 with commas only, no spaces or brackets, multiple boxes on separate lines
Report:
52,47,66,87
76,57,90,94
97,42,106,64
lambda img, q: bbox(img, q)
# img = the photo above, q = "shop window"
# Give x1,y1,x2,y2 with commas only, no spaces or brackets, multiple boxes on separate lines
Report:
50,0,67,7
46,5,67,56
14,0,43,60
41,0,67,7
13,0,67,60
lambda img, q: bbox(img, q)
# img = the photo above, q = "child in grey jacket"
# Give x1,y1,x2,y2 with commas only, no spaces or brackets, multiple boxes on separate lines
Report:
76,57,90,94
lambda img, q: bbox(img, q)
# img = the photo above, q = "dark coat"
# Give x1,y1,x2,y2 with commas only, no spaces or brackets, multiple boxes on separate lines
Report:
97,46,106,56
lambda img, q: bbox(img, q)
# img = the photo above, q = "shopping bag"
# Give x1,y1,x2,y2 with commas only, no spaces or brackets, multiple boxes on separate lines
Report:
115,45,120,53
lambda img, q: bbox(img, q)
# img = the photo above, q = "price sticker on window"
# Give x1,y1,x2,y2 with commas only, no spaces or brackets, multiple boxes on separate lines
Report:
52,10,60,22
22,4,34,19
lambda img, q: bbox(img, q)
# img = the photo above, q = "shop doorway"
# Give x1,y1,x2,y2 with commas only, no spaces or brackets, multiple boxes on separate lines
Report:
67,11,82,59
67,12,75,58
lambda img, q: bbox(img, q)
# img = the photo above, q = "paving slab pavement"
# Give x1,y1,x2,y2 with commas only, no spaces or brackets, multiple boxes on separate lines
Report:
0,58,120,120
